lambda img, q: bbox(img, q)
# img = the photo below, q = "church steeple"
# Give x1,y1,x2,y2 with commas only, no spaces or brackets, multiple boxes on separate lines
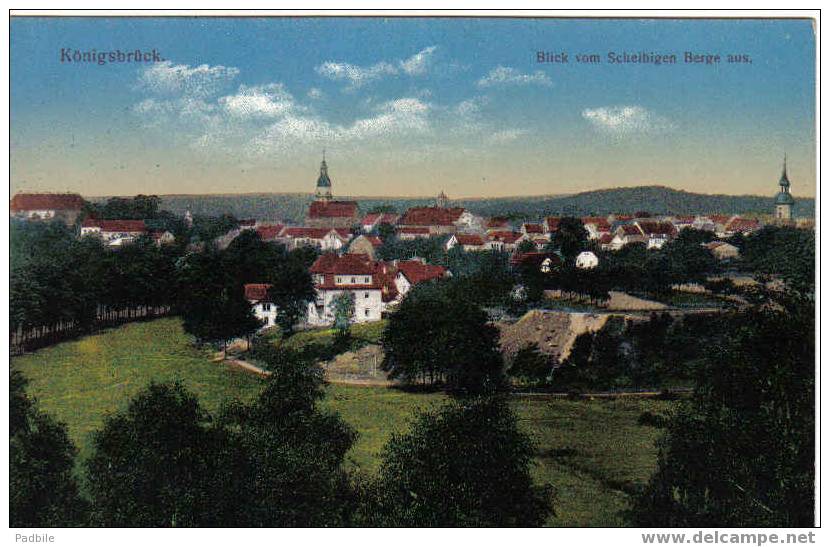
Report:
779,154,791,190
774,154,795,221
315,151,332,201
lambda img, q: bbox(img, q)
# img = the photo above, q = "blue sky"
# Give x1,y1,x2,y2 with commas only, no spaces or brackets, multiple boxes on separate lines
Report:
11,17,816,198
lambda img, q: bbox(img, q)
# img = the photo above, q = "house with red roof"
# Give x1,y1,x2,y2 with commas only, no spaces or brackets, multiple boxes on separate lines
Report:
445,233,487,252
244,283,277,329
305,253,449,326
581,217,612,240
636,220,678,250
609,223,646,250
10,192,85,224
486,230,524,252
255,223,286,241
543,217,560,234
392,259,448,301
80,219,148,247
307,253,386,326
281,226,352,251
306,200,360,229
397,206,469,235
361,212,399,232
723,217,762,237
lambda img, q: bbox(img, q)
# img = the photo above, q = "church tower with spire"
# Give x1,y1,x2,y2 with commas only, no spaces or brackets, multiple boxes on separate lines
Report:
774,155,795,221
315,152,333,202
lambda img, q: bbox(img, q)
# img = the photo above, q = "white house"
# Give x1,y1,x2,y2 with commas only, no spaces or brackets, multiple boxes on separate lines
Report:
244,283,278,330
81,219,148,247
307,253,384,326
446,233,487,252
575,251,599,269
281,227,352,251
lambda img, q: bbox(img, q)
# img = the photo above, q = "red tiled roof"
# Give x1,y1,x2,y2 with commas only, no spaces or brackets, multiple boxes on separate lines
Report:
310,253,376,275
256,224,285,240
244,283,272,301
361,213,381,225
399,206,465,227
725,217,761,233
544,217,560,231
582,217,611,231
599,233,614,244
637,221,677,236
82,219,147,233
709,214,732,225
488,231,523,244
308,200,359,219
454,234,485,246
523,223,544,234
11,193,85,211
396,260,447,285
619,224,644,236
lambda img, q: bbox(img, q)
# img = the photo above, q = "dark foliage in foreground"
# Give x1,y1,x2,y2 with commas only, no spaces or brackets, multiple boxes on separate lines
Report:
630,291,814,527
357,395,552,526
10,370,87,527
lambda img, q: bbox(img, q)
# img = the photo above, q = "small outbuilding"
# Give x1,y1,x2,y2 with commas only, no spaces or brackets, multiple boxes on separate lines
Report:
575,251,599,269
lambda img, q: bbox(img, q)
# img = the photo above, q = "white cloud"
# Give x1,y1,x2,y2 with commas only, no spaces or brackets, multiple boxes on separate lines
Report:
219,84,298,119
137,61,239,97
315,60,398,90
581,105,673,135
307,87,324,100
315,46,438,89
455,96,489,117
249,96,432,153
399,46,438,75
477,65,552,88
488,128,529,143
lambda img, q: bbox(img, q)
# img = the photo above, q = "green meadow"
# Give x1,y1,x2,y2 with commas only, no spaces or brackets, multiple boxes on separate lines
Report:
12,318,676,526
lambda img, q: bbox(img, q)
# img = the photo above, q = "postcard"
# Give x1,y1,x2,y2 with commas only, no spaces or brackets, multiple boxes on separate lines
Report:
7,11,818,535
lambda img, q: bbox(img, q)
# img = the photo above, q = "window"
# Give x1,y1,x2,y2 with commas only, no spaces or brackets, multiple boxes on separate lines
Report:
364,292,369,299
351,277,356,284
262,303,271,311
364,276,370,283
364,308,370,317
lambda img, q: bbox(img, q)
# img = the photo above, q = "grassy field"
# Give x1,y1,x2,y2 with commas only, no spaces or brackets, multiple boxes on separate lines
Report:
12,317,675,527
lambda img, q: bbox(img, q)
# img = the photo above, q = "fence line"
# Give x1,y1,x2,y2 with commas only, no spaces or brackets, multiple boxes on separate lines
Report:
10,305,172,356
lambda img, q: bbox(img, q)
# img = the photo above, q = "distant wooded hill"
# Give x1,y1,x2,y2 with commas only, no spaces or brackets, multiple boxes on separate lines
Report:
120,185,813,224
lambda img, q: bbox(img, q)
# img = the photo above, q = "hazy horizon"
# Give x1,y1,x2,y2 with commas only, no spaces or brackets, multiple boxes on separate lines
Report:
11,18,816,198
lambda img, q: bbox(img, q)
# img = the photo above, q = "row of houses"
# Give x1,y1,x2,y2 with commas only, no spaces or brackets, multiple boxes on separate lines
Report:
245,253,449,328
79,219,175,247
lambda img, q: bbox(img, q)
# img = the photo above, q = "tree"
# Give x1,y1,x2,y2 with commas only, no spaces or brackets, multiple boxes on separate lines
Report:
219,357,358,526
85,381,251,527
516,239,536,254
359,395,552,526
381,281,504,392
508,344,553,386
330,291,355,345
631,292,814,526
552,216,588,262
10,370,87,527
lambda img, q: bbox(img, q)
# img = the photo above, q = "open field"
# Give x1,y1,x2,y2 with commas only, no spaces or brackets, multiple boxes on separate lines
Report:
12,318,676,526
